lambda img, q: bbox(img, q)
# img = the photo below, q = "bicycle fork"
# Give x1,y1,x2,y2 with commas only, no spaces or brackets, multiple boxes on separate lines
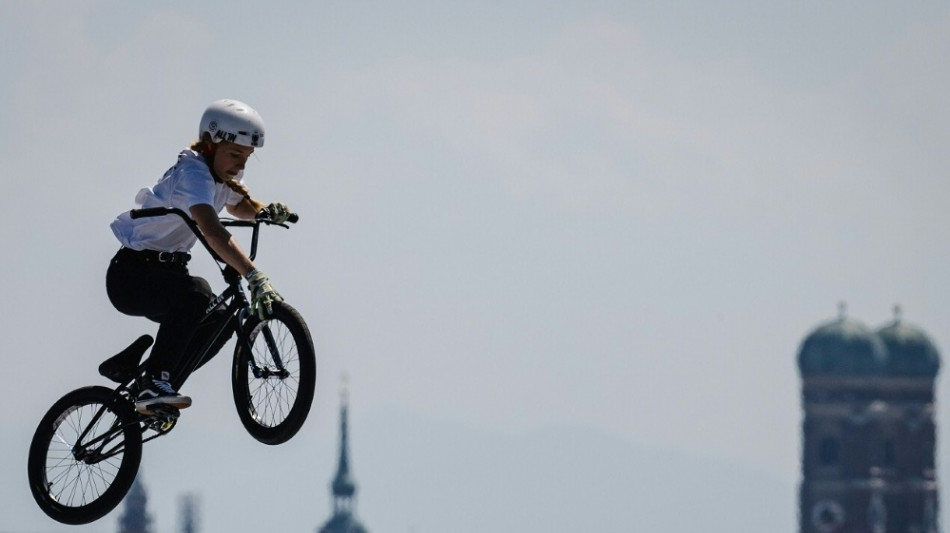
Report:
236,314,291,380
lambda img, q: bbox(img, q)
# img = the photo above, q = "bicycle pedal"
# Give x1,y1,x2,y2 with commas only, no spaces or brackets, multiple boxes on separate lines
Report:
150,418,177,433
144,406,180,433
149,405,181,420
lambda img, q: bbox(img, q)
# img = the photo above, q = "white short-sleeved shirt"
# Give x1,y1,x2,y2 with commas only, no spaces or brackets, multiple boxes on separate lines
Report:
111,150,246,252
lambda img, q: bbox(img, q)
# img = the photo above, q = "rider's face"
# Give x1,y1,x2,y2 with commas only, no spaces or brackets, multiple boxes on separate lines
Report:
213,142,254,181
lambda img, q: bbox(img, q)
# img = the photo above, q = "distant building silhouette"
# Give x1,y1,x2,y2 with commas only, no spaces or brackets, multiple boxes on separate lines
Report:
798,305,941,533
118,475,153,533
179,493,199,533
317,381,369,533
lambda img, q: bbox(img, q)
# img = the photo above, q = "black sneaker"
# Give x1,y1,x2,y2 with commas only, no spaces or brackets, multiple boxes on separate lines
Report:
135,378,192,414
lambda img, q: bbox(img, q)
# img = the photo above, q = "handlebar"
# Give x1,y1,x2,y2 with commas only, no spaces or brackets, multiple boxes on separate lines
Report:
129,206,297,264
129,207,299,225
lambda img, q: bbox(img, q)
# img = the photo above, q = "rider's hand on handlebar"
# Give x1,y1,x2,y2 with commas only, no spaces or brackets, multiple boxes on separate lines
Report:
258,202,292,224
246,269,283,319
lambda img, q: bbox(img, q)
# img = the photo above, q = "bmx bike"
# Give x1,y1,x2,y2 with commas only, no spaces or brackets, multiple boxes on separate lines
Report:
27,207,316,525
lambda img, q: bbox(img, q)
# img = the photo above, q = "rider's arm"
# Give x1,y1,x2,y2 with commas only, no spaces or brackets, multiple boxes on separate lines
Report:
190,203,256,276
225,196,265,220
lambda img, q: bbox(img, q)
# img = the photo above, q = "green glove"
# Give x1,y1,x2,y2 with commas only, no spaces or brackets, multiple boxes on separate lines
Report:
245,269,283,319
259,202,291,224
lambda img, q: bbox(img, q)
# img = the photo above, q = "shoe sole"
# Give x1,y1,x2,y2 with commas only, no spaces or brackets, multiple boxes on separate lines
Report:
135,398,193,414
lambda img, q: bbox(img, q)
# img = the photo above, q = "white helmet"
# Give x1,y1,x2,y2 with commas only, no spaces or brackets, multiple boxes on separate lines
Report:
198,99,265,148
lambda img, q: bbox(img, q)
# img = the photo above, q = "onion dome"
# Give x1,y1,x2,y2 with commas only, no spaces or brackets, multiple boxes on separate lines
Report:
320,514,368,533
877,307,941,377
798,304,888,377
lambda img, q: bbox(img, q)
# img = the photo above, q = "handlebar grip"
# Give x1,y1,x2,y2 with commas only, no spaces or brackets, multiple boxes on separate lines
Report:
129,207,172,219
255,211,300,224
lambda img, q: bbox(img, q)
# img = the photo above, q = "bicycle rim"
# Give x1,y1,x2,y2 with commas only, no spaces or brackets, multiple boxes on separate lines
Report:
233,302,316,444
29,386,142,525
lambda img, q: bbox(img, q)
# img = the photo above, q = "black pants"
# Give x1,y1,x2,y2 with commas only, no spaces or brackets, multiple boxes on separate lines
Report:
106,248,222,381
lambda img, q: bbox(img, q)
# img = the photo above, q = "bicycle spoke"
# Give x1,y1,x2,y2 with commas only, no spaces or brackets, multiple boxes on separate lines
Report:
232,302,314,445
44,402,126,507
246,318,302,428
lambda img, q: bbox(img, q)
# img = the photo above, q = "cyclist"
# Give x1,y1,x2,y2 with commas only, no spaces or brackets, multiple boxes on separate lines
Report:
107,99,291,415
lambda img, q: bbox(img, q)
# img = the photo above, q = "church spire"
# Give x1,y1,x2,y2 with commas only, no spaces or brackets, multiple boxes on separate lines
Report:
317,375,369,533
331,376,356,507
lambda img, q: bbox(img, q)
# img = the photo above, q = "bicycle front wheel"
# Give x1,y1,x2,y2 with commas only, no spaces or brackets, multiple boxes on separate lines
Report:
232,301,316,445
28,386,143,525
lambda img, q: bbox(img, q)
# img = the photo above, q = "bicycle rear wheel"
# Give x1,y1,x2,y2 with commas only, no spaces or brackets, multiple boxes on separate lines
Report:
28,386,143,525
232,301,316,445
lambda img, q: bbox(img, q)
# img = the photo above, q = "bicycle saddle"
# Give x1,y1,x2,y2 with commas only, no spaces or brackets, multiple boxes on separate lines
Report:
99,335,154,383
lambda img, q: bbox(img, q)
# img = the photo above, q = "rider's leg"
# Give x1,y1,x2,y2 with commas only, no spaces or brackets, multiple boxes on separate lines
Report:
186,307,235,373
106,251,214,411
148,282,214,380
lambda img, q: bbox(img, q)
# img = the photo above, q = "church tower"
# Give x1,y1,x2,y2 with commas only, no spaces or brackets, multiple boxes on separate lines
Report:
317,380,369,533
798,306,941,533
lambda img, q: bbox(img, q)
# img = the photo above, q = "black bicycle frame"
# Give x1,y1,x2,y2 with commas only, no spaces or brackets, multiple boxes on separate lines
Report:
71,207,296,457
72,407,130,464
127,208,282,391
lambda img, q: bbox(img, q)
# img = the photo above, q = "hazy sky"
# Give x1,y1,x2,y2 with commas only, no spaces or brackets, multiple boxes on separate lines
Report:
2,1,949,532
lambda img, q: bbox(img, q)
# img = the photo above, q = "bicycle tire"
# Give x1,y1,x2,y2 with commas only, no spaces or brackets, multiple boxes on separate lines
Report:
28,386,143,525
232,301,316,445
